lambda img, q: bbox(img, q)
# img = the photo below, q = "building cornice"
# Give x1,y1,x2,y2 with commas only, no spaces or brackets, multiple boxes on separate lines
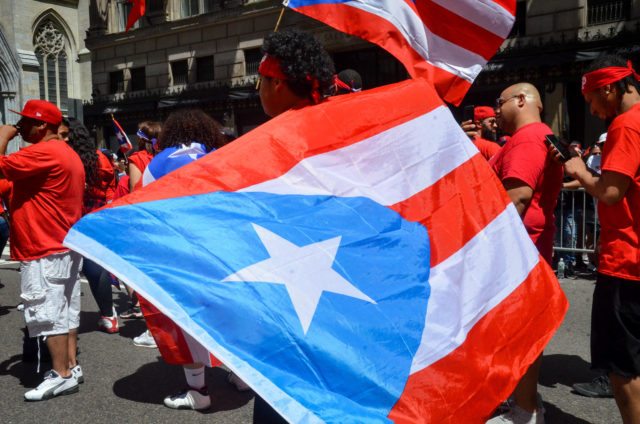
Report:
85,0,282,50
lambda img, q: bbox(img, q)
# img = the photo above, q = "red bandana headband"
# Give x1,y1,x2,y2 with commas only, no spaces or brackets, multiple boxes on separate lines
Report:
259,55,323,104
334,75,361,93
306,75,322,104
581,60,640,94
258,55,291,80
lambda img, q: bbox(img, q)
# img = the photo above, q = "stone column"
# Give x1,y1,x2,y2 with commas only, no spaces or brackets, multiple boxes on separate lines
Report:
544,82,567,139
147,0,169,25
88,0,108,37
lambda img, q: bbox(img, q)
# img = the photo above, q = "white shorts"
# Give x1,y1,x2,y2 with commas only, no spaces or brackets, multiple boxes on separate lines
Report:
20,250,82,337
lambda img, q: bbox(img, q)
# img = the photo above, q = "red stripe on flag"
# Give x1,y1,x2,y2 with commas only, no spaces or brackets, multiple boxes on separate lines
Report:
389,153,511,267
415,0,505,60
293,3,482,104
432,66,472,106
139,296,197,365
209,353,222,367
492,0,517,15
140,296,222,367
295,4,431,78
388,259,568,423
104,79,444,207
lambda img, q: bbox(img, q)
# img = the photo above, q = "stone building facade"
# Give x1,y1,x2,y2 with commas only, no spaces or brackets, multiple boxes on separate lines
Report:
84,0,406,151
466,0,640,145
0,0,92,150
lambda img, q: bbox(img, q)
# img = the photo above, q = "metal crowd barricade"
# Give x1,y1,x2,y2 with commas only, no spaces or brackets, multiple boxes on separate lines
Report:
553,187,599,255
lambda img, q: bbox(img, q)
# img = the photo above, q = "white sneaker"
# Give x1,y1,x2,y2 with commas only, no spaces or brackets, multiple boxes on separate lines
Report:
71,364,84,384
164,386,211,410
98,306,119,334
133,329,157,348
24,370,79,401
227,371,251,391
486,403,544,424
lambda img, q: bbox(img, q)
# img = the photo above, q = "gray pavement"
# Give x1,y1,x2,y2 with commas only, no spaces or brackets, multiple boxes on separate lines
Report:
0,257,622,423
539,273,620,424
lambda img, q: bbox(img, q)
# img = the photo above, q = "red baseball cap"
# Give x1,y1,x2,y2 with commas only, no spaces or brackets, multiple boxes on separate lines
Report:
474,106,496,122
9,99,62,125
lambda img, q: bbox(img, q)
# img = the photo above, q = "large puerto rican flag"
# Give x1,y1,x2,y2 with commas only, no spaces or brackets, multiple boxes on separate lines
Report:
285,0,516,105
65,78,567,423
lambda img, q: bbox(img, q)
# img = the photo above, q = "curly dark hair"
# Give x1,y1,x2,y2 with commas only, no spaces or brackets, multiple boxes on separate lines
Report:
261,28,335,101
156,108,226,152
586,55,640,98
63,118,99,189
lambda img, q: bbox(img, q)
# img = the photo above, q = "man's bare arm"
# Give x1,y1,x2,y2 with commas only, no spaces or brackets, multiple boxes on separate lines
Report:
503,177,534,217
0,125,18,179
563,156,630,205
129,162,142,192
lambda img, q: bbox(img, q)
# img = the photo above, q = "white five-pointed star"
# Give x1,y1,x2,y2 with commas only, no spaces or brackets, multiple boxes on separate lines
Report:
222,224,376,334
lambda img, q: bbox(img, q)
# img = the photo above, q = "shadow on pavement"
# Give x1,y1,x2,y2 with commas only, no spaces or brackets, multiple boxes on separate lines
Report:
543,402,593,424
0,353,50,388
113,357,253,413
116,317,148,339
79,307,147,339
540,354,600,388
79,310,100,335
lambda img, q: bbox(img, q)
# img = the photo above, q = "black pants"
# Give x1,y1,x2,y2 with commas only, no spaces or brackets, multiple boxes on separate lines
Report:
591,273,640,379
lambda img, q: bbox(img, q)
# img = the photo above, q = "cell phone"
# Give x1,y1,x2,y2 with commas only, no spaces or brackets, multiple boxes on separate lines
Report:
545,134,571,162
463,105,475,122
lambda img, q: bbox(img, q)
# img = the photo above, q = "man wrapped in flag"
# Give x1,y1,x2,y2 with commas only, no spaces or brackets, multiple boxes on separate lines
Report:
250,28,337,421
65,1,568,422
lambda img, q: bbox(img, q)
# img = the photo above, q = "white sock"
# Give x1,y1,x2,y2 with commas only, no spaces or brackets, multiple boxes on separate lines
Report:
184,366,205,389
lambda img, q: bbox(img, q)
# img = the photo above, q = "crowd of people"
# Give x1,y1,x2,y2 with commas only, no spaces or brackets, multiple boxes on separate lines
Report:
0,26,637,424
459,56,640,424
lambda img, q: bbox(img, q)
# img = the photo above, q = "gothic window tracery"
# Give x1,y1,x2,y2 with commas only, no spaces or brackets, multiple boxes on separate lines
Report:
34,20,69,113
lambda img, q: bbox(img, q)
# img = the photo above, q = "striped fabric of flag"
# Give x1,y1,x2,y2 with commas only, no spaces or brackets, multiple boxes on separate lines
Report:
65,79,567,423
285,0,516,105
112,117,133,154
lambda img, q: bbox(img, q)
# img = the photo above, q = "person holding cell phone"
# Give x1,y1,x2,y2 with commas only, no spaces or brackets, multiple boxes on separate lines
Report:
460,106,501,160
554,55,640,424
487,83,564,424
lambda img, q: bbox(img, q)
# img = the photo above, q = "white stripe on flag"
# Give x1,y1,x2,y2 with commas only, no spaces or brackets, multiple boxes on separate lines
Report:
431,0,514,39
183,328,214,366
410,203,539,373
345,0,487,82
241,106,479,205
142,168,155,186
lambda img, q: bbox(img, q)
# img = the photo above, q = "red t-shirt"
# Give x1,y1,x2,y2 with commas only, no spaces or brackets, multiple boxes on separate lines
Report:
129,150,153,174
0,179,12,214
489,122,563,263
0,139,85,260
113,175,130,200
598,103,640,281
473,136,501,160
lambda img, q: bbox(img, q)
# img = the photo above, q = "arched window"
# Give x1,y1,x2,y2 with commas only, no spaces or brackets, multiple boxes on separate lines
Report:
34,20,69,113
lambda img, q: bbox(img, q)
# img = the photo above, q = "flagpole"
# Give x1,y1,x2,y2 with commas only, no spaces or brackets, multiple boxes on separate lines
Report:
274,7,285,32
256,7,287,90
111,113,129,168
